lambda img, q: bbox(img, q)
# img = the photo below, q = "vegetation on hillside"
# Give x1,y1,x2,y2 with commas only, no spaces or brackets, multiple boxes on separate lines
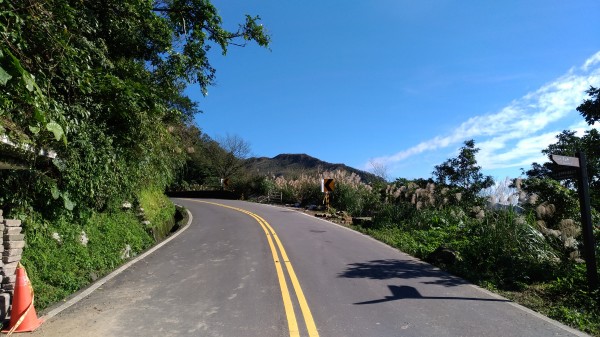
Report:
0,0,269,310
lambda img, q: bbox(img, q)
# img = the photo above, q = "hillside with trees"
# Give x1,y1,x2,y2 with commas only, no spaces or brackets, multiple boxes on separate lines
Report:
0,0,269,309
245,153,381,183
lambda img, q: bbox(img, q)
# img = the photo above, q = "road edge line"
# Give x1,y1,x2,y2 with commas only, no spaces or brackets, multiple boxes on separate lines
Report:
39,206,193,322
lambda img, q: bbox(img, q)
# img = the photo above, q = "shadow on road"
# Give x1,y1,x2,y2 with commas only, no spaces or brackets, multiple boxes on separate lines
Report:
338,259,468,287
354,285,511,305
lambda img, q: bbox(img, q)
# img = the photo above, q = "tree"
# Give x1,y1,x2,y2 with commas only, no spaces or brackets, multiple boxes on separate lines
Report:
575,86,600,209
171,124,214,189
525,130,600,210
203,134,251,181
432,139,494,203
369,160,389,182
0,0,269,214
577,86,600,125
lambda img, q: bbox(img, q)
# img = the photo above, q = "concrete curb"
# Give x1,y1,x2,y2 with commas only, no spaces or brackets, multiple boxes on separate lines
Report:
39,206,193,322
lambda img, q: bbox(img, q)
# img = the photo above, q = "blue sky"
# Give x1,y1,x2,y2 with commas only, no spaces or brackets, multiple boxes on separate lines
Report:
187,1,600,181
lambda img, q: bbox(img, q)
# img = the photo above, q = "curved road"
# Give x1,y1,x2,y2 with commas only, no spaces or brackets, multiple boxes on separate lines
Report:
31,199,587,336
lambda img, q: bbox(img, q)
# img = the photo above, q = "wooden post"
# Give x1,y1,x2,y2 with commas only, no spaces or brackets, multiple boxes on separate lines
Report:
576,152,599,290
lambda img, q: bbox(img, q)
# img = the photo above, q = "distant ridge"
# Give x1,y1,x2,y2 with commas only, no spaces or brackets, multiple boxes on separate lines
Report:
244,153,380,183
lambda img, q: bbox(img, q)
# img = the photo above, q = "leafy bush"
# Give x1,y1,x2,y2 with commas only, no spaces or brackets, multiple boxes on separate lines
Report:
374,202,416,227
331,182,378,216
459,209,558,286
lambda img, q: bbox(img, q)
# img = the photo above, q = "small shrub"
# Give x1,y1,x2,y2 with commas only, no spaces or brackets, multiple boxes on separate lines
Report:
460,209,558,286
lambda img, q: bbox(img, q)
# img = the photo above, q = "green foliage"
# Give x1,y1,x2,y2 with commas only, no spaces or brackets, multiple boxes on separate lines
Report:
544,264,600,335
375,202,416,226
519,177,580,228
0,0,269,216
137,188,176,240
230,173,273,200
268,174,321,205
171,125,214,190
202,134,251,180
21,209,154,309
432,139,494,204
459,209,557,286
577,86,600,125
170,128,258,193
0,0,269,314
330,180,379,216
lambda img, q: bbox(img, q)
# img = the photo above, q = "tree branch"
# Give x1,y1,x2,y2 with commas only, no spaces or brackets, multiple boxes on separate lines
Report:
152,7,192,13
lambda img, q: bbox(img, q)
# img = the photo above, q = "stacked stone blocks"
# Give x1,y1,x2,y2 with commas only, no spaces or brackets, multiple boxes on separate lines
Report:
2,218,23,292
0,210,25,322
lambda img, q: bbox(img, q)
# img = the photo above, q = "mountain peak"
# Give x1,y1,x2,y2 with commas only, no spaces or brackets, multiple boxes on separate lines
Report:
245,153,379,182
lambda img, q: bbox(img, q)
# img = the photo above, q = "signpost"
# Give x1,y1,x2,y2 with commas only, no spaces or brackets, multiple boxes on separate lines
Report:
321,179,335,209
321,179,335,193
220,178,230,189
551,153,598,290
550,166,578,181
551,154,580,168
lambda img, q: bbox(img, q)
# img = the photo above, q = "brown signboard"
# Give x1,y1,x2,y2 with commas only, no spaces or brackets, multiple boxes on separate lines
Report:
550,166,577,180
551,154,580,167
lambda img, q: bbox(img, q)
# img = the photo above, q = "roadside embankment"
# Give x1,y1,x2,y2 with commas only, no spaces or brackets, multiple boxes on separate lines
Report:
17,190,185,314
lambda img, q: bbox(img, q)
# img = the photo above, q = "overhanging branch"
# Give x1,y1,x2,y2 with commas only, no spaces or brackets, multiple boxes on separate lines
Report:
152,7,192,13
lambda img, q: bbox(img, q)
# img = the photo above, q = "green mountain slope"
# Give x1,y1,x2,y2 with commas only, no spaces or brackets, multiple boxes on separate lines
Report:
244,153,380,183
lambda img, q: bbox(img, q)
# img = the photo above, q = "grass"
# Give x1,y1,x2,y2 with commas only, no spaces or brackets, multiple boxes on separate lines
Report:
137,187,177,240
22,210,154,310
20,188,177,311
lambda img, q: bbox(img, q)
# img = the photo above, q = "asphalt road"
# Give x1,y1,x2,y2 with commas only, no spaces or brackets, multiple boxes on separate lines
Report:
30,199,587,337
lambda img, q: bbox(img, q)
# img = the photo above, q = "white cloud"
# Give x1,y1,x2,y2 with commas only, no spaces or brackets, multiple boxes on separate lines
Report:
569,120,600,135
370,51,600,173
583,51,600,71
478,131,559,169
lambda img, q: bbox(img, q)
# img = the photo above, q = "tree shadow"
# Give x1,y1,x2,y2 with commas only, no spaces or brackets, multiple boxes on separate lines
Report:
338,259,469,287
355,285,511,305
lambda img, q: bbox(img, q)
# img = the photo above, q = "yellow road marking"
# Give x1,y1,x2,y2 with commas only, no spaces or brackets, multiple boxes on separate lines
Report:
190,200,319,337
263,221,320,337
247,211,300,337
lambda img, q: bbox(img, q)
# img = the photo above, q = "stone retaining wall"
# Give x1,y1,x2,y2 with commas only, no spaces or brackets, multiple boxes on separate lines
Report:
0,209,25,323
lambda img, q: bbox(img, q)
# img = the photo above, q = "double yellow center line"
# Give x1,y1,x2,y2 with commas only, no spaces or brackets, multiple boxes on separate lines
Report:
194,200,319,337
